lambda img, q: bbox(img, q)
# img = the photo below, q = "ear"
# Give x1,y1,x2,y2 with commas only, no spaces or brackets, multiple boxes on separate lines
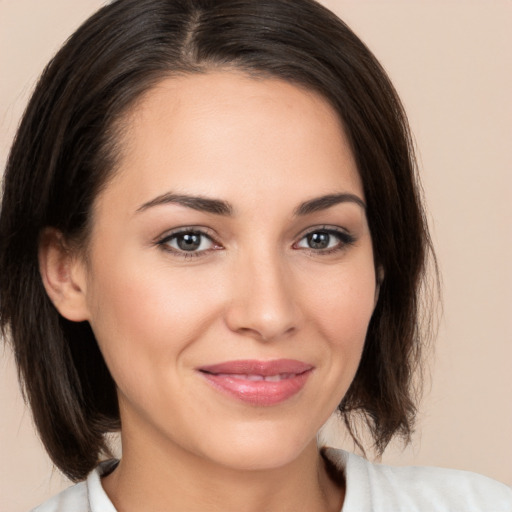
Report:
374,265,385,307
38,228,90,322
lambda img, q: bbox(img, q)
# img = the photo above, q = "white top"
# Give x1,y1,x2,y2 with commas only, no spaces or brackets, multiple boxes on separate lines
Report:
31,448,512,511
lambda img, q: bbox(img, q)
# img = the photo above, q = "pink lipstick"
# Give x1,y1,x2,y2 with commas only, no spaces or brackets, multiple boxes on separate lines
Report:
197,359,313,406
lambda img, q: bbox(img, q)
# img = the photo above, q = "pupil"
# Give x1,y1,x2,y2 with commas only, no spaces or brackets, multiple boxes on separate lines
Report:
177,233,201,251
308,232,330,249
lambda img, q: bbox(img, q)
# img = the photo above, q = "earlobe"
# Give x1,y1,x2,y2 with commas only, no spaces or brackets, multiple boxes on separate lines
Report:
38,228,90,322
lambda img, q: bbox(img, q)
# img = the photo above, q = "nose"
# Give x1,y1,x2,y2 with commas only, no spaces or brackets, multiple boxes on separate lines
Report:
224,249,300,342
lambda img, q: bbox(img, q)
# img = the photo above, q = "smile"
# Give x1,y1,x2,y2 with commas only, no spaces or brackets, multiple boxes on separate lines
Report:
197,359,314,406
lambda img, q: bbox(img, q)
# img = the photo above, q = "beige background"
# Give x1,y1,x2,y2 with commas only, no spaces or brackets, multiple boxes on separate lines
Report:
1,1,511,510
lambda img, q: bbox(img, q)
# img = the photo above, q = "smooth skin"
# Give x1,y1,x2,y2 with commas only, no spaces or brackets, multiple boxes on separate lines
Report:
39,71,379,512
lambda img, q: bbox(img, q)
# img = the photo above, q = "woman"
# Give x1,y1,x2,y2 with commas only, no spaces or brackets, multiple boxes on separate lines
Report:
0,0,510,510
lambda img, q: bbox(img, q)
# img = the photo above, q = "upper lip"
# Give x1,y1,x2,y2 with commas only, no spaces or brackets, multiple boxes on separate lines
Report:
198,359,314,376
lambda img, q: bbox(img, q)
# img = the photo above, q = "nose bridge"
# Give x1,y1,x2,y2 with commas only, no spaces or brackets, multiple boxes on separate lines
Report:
225,242,299,341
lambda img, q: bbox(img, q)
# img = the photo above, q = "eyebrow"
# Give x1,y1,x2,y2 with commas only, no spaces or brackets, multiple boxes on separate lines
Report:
136,193,233,215
294,193,366,215
136,191,365,216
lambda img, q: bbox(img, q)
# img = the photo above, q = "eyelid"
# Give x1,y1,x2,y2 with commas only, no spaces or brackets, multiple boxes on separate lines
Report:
156,225,217,240
155,226,223,257
153,224,356,259
294,224,353,241
293,225,356,252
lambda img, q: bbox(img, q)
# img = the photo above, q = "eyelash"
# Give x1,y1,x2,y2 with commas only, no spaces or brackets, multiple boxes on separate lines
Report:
155,226,356,259
156,228,221,259
294,226,356,255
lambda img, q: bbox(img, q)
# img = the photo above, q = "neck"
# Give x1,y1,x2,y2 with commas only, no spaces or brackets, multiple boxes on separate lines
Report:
102,430,344,512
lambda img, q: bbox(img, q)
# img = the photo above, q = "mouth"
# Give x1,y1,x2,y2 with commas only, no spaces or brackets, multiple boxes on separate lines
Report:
197,359,314,406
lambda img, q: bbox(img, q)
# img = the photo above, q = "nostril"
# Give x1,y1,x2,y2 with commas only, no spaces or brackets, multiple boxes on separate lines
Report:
231,324,297,343
224,263,300,341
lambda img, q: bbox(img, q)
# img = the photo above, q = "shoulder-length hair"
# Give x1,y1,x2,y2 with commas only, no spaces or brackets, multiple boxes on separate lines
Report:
0,0,435,481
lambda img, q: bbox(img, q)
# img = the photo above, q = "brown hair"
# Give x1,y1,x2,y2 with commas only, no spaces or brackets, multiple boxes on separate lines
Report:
0,0,435,481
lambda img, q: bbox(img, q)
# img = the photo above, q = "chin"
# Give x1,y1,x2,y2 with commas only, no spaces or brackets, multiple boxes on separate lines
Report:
197,421,319,472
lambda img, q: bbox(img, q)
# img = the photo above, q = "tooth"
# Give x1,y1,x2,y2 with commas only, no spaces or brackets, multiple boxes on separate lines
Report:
264,375,282,382
245,374,264,381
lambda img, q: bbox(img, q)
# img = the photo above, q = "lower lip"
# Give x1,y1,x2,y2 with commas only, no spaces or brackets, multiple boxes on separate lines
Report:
199,370,313,406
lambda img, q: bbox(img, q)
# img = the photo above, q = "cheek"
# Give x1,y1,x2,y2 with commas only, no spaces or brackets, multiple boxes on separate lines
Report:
304,258,377,344
84,255,224,388
300,254,377,397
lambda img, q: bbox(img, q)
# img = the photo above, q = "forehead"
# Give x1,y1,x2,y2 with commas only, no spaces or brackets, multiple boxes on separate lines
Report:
101,71,363,213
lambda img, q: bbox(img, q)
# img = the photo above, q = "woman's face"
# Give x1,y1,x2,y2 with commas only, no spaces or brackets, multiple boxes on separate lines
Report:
78,71,377,470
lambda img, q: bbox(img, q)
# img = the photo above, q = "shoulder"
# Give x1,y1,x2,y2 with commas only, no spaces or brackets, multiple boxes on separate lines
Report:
30,460,118,512
323,447,512,512
30,481,89,512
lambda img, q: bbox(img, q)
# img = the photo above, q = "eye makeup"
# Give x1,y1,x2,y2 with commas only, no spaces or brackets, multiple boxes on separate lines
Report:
294,226,356,256
154,222,357,261
155,227,223,259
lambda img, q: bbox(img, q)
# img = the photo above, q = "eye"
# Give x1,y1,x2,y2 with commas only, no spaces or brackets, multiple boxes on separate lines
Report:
158,229,219,255
295,228,355,252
